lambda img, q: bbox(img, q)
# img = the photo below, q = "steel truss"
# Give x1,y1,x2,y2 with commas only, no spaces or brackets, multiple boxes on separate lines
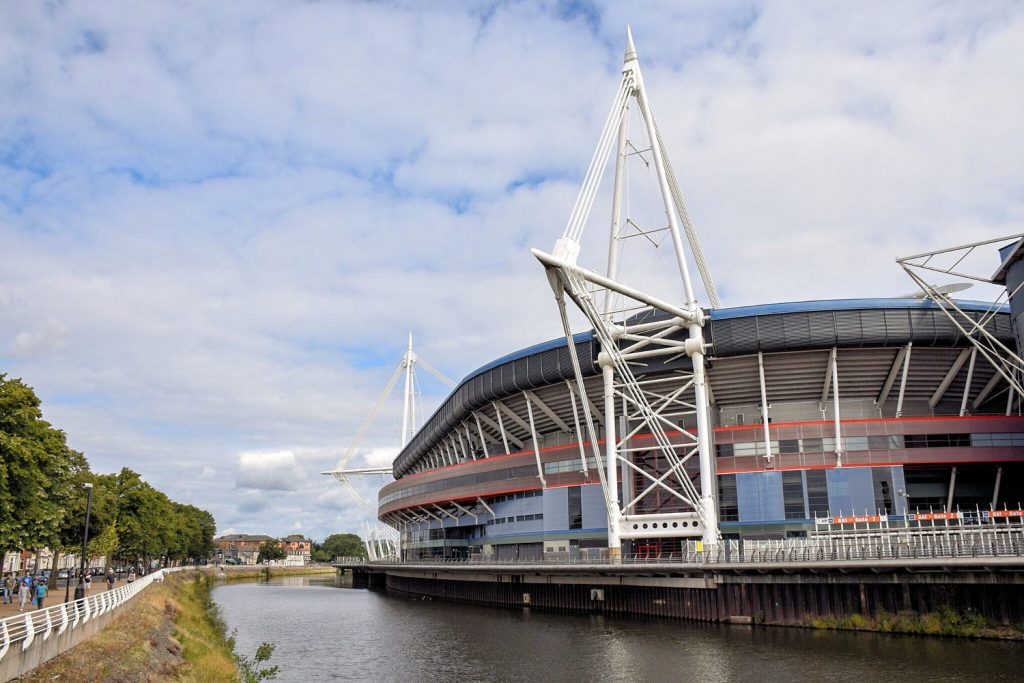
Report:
898,234,1024,414
532,29,720,551
321,334,455,560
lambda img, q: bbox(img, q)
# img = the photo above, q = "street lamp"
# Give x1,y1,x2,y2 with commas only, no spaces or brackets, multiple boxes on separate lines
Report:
78,483,94,580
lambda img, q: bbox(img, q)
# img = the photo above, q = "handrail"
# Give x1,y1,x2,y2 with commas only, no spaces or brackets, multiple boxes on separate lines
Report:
0,566,186,662
343,526,1024,569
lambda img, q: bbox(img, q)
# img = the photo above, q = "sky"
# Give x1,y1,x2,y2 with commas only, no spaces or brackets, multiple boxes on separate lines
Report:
2,1,1023,542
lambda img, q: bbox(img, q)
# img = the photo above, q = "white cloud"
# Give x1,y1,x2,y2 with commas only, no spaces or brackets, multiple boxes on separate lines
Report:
1,1,1021,541
236,450,301,491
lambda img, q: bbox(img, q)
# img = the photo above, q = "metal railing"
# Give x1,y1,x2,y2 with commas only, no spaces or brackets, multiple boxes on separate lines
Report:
0,567,183,663
360,526,1024,568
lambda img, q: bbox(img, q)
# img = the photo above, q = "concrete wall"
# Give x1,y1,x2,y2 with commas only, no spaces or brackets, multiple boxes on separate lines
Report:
0,607,121,682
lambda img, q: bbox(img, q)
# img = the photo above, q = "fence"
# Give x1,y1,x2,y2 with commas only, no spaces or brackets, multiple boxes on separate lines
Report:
0,567,183,681
360,525,1024,568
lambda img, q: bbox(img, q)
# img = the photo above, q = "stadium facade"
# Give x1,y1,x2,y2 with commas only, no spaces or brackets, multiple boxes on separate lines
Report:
379,291,1024,560
374,32,1024,562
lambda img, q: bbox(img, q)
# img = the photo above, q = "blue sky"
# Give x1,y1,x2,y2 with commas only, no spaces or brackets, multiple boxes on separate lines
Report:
2,1,1022,541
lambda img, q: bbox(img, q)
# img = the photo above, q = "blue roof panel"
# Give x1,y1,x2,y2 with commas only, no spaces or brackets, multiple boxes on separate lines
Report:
708,297,1007,320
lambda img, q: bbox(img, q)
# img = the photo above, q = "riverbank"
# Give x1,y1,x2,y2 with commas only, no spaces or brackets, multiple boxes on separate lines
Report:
204,565,337,583
13,566,339,681
15,570,236,682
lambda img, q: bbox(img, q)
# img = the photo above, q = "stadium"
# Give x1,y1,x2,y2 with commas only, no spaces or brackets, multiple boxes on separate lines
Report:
369,32,1024,563
378,293,1024,561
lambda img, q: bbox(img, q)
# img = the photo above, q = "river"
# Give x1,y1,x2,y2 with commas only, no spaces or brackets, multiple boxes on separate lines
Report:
214,575,1021,682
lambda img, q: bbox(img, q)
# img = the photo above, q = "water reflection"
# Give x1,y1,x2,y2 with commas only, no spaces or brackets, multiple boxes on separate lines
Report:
214,575,1022,683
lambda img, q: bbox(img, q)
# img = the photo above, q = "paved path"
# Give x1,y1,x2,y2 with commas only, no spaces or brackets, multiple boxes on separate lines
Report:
0,578,135,620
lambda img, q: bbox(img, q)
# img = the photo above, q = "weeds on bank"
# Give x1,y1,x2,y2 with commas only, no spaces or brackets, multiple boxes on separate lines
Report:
807,606,1016,638
233,640,281,683
174,573,279,682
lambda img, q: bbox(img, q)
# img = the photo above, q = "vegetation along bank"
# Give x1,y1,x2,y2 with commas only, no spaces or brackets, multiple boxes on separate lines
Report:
14,568,306,682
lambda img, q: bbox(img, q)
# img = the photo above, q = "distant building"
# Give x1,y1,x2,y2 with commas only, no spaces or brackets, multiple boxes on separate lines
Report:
213,533,313,565
279,535,312,565
213,534,277,565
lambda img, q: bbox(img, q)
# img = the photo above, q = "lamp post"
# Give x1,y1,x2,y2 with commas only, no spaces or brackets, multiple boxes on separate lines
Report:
78,483,94,578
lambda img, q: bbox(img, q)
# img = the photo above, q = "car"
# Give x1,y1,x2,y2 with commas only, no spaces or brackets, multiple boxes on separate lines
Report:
57,571,69,580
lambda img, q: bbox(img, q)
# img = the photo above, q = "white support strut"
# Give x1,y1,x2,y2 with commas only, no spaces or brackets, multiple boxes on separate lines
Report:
532,28,720,548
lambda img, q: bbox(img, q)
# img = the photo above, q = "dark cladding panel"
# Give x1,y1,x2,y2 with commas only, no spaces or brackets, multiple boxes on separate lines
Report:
756,315,786,349
781,312,811,349
933,311,963,345
883,309,912,340
500,362,517,394
807,311,837,347
482,369,496,402
834,310,864,346
576,339,598,375
860,309,889,345
728,318,760,351
707,318,731,355
908,310,937,346
527,354,545,385
555,343,574,379
514,357,530,390
541,348,563,383
994,311,1013,339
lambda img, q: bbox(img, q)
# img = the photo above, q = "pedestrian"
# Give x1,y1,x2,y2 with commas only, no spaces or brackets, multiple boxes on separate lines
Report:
35,579,47,610
106,568,115,591
19,573,31,611
2,573,12,604
84,573,92,594
127,568,135,584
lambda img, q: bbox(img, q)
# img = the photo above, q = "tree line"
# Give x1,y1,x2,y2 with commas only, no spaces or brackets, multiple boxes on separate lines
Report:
0,374,216,581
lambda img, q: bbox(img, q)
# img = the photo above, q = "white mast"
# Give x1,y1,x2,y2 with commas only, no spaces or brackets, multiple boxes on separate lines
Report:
401,333,414,447
322,336,456,560
533,28,721,554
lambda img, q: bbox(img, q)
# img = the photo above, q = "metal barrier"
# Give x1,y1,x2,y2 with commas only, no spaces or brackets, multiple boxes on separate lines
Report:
362,526,1024,568
0,567,184,664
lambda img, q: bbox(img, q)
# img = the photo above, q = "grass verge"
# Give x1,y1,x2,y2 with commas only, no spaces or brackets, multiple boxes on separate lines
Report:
213,565,337,583
17,571,240,682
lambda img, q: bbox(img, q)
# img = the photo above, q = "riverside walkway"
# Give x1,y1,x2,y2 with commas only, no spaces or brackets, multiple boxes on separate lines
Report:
0,569,180,682
0,577,136,620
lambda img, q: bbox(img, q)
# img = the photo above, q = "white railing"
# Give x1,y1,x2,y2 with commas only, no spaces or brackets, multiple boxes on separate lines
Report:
0,567,184,663
370,526,1024,568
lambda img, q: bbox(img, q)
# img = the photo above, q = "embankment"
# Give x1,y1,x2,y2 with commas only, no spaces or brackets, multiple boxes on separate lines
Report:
14,570,236,682
14,565,337,682
206,565,337,583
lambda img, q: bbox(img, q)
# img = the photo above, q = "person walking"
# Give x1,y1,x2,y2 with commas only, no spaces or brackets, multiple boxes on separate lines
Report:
35,579,48,610
2,573,12,604
106,568,116,591
18,573,31,611
126,568,135,584
84,573,92,594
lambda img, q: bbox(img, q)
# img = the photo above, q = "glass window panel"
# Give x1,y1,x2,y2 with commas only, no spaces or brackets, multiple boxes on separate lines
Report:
805,470,829,517
802,438,823,453
782,471,805,520
846,436,869,451
717,474,738,522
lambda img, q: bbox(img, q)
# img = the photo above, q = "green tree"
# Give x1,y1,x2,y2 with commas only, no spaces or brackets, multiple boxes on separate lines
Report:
89,521,119,569
0,375,83,557
314,533,367,562
0,374,219,573
49,468,118,587
256,540,285,564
